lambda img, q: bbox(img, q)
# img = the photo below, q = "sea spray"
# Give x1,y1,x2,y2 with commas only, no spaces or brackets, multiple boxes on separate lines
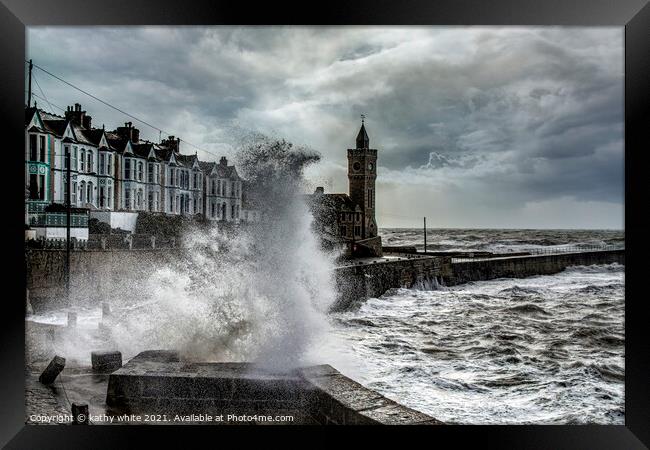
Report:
45,135,341,370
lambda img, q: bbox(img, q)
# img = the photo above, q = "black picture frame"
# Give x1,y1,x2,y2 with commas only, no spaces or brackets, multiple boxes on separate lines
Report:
1,0,647,447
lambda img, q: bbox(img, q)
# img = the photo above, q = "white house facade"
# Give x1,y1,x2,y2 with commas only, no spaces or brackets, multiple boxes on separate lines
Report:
26,103,256,239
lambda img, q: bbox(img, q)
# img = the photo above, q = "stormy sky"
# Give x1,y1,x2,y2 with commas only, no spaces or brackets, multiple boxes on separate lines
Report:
27,27,624,229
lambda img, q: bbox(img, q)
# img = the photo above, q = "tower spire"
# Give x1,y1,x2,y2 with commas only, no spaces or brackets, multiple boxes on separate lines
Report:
356,115,369,149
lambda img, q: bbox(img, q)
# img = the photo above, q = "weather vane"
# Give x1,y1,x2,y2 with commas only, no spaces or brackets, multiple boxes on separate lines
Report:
361,113,366,124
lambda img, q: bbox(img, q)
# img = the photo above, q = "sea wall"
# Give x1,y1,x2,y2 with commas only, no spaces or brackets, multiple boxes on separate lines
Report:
26,248,179,311
444,250,624,286
26,248,624,313
332,255,448,311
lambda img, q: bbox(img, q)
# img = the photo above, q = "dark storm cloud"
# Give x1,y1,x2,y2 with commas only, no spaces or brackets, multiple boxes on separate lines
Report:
27,26,623,228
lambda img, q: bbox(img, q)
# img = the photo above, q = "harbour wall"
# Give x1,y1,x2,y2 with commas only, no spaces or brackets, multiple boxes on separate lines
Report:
445,250,625,286
333,250,624,310
26,248,179,311
26,248,624,312
332,255,448,311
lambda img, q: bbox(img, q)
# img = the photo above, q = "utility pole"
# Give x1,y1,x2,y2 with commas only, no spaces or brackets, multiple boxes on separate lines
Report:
65,147,71,302
423,217,427,254
27,59,33,107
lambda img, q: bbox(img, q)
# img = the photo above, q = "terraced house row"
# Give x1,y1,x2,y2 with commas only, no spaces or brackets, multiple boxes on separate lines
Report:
25,103,258,240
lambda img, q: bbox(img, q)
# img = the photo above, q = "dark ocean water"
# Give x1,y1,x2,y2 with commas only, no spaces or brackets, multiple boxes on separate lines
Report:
331,228,625,424
379,228,624,253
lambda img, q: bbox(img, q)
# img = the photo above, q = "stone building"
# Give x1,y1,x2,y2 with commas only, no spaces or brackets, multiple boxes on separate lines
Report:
308,120,382,257
25,103,253,238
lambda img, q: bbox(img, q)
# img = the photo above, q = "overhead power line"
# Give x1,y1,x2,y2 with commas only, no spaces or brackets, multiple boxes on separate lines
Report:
26,60,220,159
32,73,55,113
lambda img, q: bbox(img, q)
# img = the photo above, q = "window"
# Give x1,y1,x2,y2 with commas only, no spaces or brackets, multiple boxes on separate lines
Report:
211,202,215,218
79,181,86,203
340,225,347,236
148,191,154,211
137,189,143,209
39,135,46,162
155,165,160,183
356,213,360,221
107,187,112,208
137,162,143,181
125,159,131,180
99,186,105,208
148,163,154,183
80,150,85,172
73,147,78,170
107,154,112,175
124,188,131,210
64,146,70,169
231,204,235,218
193,172,197,189
72,182,77,204
87,182,93,205
355,225,361,236
28,174,38,200
231,182,235,197
29,135,37,161
211,180,216,195
87,152,93,173
100,153,106,175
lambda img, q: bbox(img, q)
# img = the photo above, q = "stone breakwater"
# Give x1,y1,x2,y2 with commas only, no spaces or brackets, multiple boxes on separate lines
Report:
333,250,624,310
445,250,624,286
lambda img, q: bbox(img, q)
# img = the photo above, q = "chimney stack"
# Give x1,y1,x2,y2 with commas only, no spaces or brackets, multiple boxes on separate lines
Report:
65,103,87,127
162,136,180,153
82,115,92,129
220,156,228,166
116,122,140,143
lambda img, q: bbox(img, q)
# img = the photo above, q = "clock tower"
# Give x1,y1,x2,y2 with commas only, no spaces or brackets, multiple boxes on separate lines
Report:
348,118,378,239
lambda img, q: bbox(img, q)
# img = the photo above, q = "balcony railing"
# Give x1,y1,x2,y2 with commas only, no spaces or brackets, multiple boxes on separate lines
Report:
28,212,89,228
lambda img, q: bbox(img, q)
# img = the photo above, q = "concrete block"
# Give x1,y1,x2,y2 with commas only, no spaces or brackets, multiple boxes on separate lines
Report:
91,350,122,373
39,355,66,385
72,403,89,424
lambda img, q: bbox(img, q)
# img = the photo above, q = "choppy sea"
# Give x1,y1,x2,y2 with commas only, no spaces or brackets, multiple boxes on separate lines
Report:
330,228,625,424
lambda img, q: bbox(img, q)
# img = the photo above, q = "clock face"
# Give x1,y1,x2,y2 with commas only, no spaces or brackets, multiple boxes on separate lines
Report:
353,162,361,172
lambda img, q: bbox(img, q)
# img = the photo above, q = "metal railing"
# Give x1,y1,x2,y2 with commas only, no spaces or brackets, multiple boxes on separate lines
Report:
25,234,178,250
28,212,88,227
451,245,623,263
